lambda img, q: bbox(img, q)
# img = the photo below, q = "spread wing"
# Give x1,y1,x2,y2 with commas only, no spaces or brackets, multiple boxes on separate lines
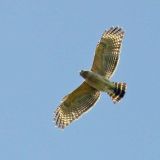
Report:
54,82,100,129
91,26,125,79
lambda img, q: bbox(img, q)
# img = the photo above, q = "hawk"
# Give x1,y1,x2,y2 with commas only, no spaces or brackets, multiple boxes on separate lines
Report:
54,26,127,129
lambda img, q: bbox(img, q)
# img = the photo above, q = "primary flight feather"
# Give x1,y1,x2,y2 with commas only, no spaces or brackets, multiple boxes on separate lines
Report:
54,26,127,129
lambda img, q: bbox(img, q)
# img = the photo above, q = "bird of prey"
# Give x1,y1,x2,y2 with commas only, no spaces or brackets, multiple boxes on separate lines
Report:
54,26,127,129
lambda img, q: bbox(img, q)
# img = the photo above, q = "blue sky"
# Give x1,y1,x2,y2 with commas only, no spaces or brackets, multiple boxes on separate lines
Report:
0,0,160,160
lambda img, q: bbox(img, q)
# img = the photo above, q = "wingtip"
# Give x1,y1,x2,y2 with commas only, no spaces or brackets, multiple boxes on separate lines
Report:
102,26,125,39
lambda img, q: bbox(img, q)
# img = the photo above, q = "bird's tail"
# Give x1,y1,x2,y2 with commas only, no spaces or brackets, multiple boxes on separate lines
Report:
108,82,127,103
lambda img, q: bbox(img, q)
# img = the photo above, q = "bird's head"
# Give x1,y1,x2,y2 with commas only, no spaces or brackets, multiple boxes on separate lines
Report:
80,70,89,79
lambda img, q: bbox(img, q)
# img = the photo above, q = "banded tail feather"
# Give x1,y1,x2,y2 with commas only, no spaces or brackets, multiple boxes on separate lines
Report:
109,82,127,103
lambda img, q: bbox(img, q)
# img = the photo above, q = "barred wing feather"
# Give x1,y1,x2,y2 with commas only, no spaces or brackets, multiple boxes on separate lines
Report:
91,27,124,79
54,82,100,128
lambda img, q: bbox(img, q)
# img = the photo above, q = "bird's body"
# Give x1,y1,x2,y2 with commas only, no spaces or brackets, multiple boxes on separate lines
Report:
80,70,114,92
54,26,127,129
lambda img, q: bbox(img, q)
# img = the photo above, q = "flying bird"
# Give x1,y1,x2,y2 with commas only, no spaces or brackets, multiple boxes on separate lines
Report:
54,26,127,129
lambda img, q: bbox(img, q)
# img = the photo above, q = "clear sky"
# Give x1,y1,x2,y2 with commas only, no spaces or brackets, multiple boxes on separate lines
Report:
0,0,160,160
